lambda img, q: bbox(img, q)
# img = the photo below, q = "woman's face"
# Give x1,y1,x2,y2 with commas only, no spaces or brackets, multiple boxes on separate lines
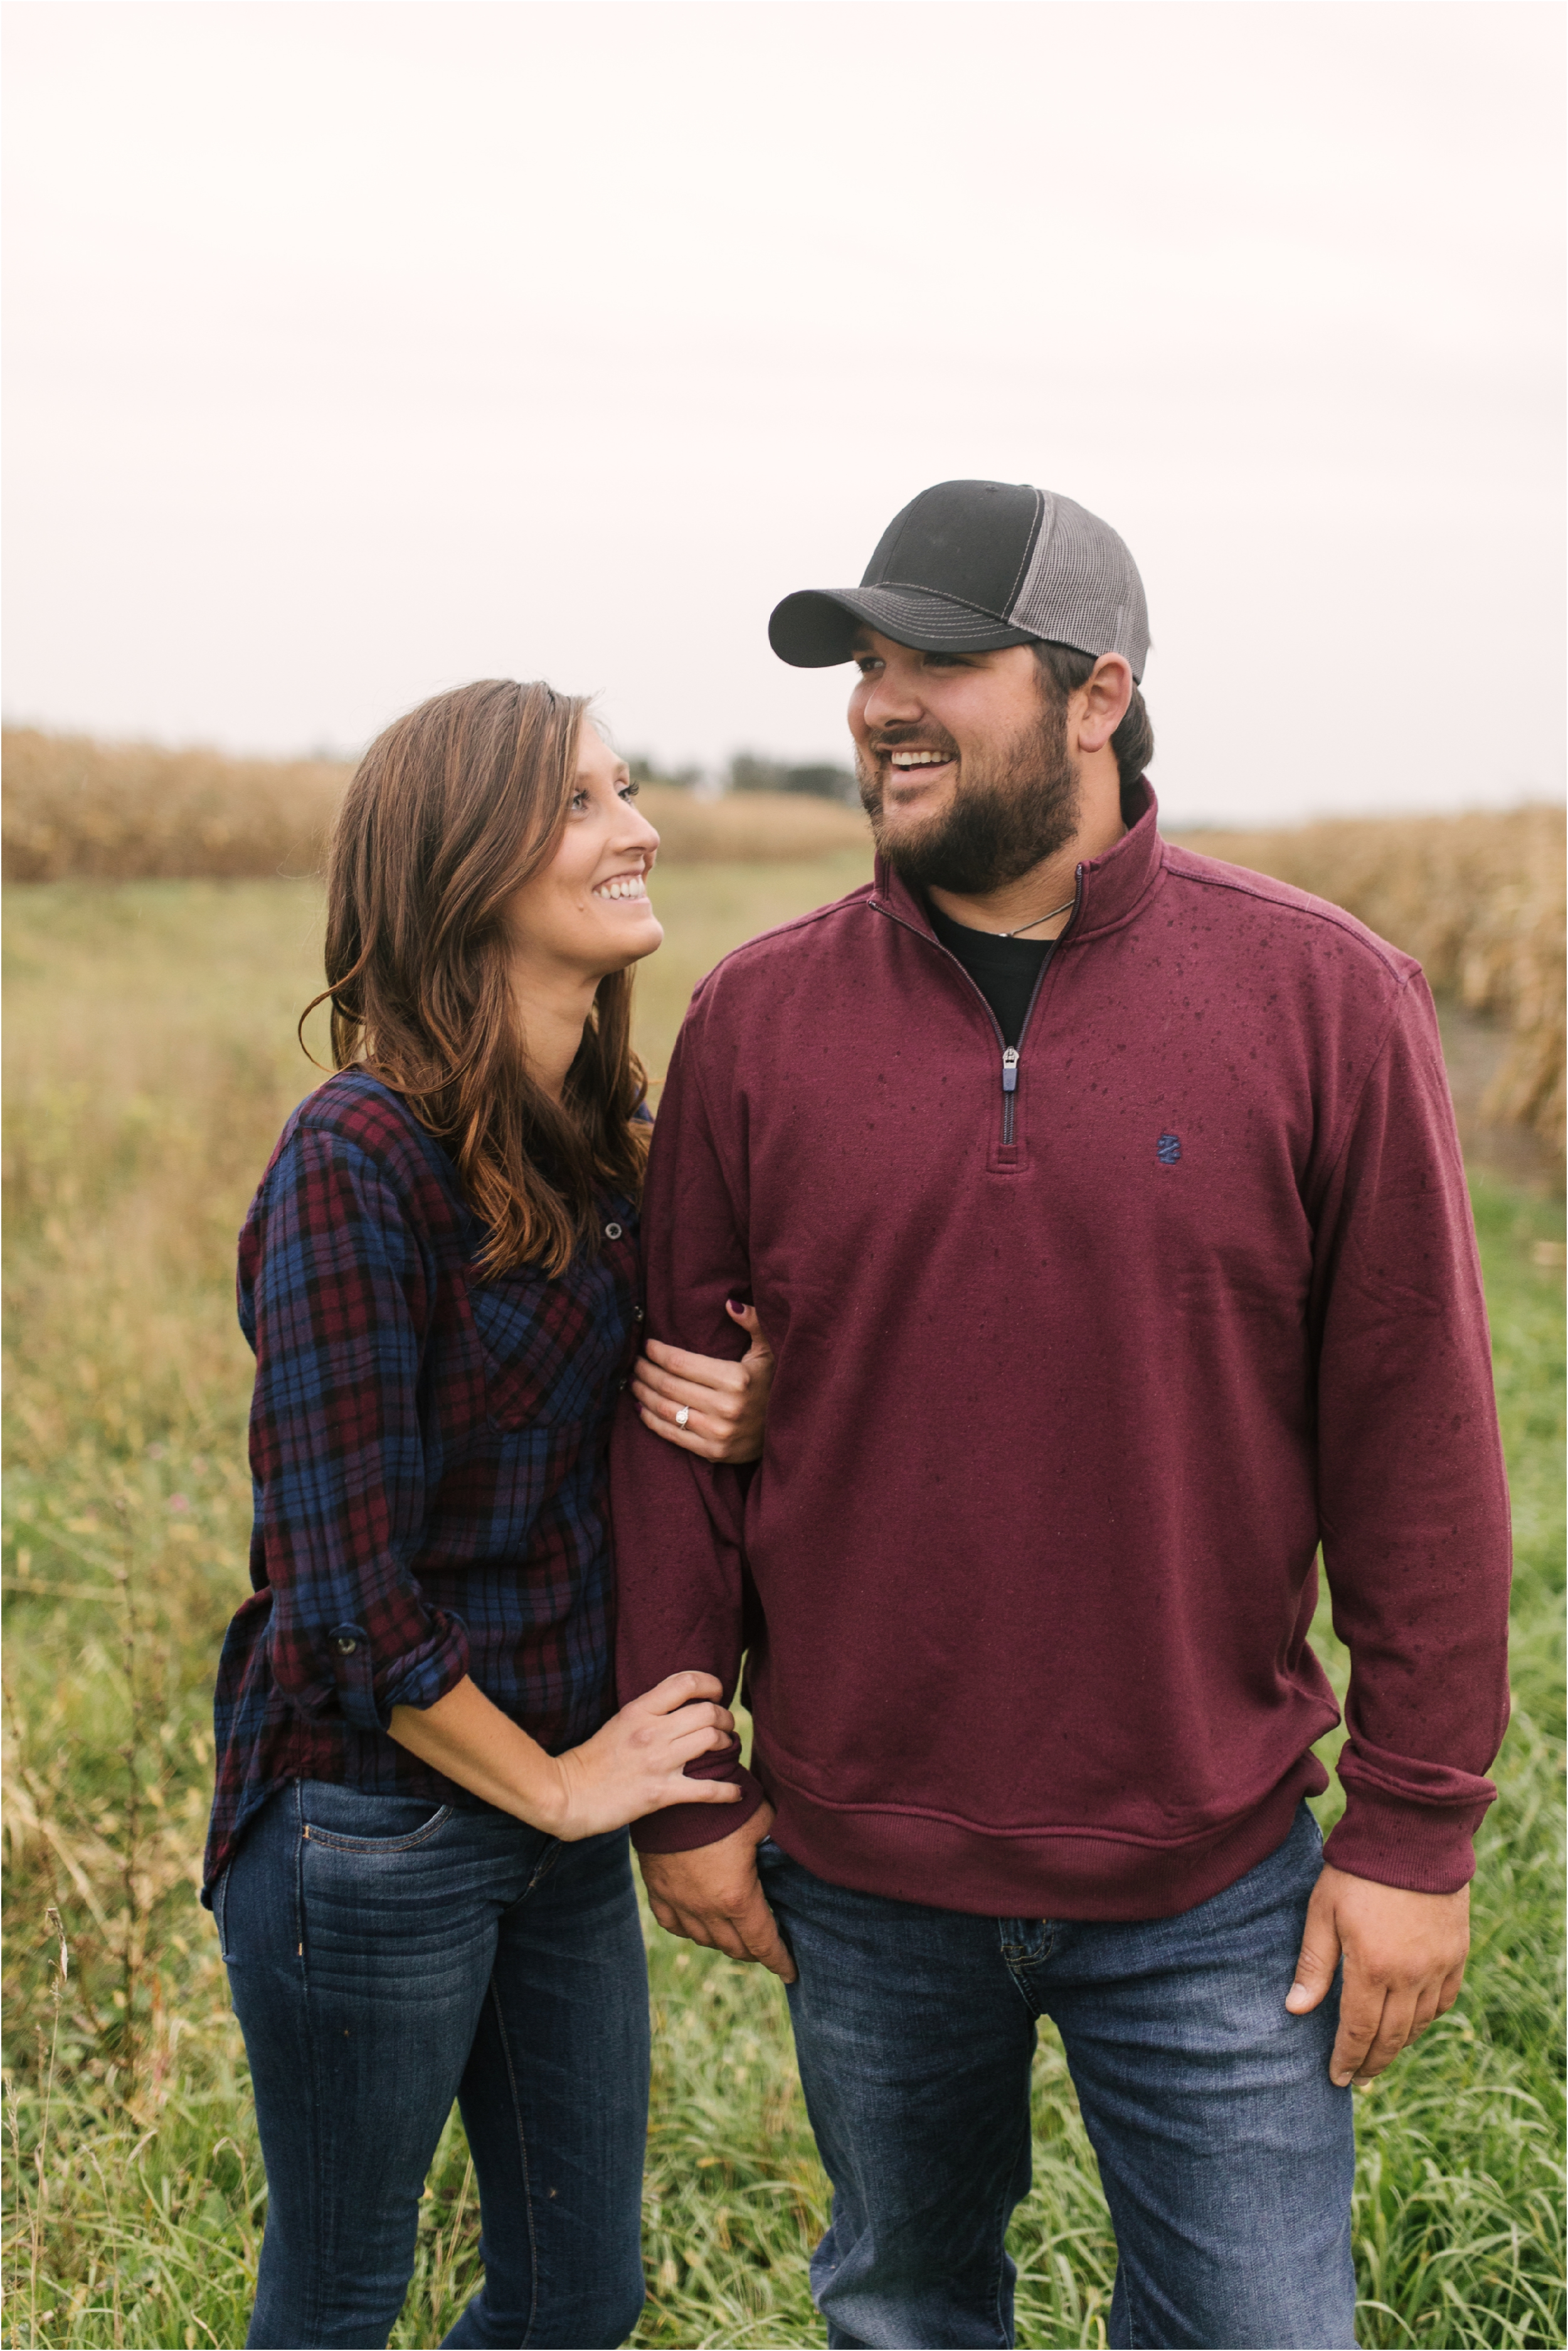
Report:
504,720,664,982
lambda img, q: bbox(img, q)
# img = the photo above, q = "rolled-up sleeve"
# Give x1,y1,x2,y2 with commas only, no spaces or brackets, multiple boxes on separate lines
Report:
244,1129,471,1730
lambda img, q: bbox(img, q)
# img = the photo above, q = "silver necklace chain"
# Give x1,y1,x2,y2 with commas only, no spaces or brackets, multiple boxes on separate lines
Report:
995,896,1076,940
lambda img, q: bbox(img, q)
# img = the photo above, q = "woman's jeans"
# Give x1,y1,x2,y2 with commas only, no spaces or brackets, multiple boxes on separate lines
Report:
758,1801,1358,2351
217,1781,649,2350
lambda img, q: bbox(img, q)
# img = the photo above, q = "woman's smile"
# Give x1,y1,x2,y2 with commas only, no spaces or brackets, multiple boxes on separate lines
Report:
591,866,652,903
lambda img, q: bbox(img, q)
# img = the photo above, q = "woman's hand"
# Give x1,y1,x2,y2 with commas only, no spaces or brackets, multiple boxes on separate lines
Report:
390,1670,743,1840
544,1672,744,1839
632,1300,775,1462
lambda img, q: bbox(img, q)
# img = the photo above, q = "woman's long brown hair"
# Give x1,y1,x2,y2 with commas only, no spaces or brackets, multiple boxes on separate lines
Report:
302,679,651,1277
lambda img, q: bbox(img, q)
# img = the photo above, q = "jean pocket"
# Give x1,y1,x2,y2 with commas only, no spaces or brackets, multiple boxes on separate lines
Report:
212,1864,233,1963
526,1837,563,1891
299,1782,454,1854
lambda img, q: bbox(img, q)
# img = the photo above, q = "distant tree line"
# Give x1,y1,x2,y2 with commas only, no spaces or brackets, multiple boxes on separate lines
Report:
628,753,858,803
628,756,704,790
728,753,858,803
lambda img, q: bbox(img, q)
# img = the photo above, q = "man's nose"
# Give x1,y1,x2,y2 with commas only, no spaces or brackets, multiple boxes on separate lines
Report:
859,665,924,730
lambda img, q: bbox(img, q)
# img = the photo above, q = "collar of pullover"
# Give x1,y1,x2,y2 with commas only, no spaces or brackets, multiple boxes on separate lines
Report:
871,775,1163,945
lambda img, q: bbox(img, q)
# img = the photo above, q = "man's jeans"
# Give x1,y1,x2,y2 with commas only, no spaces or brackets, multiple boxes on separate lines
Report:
218,1781,649,2350
758,1801,1357,2350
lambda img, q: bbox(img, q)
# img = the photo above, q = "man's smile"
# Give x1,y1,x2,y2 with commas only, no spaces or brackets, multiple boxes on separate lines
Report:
876,745,957,804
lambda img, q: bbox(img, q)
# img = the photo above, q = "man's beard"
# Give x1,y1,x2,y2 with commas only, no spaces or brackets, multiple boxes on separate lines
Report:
857,696,1081,897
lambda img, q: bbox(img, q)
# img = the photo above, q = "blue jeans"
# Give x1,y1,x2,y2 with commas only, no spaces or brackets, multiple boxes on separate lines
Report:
217,1781,649,2349
758,1802,1357,2350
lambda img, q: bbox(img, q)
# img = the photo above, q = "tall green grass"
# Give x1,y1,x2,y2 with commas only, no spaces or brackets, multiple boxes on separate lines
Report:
3,873,1562,2350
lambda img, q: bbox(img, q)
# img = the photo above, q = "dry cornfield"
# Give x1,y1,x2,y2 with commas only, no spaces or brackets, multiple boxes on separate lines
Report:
1,730,351,884
0,728,870,879
4,727,1562,1154
1184,809,1565,1154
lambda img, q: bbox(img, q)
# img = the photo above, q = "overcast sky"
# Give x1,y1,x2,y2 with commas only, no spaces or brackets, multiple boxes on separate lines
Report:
4,1,1563,824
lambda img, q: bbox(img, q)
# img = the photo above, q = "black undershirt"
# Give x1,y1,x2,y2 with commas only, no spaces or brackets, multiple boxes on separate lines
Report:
926,898,1055,1049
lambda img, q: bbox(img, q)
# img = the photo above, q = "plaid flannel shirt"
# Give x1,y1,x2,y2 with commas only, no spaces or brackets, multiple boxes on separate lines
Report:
203,1068,643,1900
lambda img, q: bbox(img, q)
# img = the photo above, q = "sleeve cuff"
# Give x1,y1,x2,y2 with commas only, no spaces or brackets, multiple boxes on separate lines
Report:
632,1764,766,1854
1323,1775,1493,1895
327,1608,472,1734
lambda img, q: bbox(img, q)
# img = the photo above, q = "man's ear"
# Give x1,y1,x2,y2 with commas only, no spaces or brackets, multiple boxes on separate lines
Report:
1073,655,1133,755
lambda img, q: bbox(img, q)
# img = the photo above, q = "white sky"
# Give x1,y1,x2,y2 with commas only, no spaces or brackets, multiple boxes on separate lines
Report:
4,0,1564,824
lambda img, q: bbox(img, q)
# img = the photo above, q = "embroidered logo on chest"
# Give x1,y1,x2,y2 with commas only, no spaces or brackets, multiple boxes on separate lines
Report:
1156,1132,1182,1166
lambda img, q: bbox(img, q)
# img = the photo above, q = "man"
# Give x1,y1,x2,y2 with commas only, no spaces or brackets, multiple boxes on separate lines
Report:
612,480,1510,2350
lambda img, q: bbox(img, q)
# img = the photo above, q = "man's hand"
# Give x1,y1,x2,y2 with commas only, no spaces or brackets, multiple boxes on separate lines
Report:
639,1803,797,1983
1286,1862,1470,2086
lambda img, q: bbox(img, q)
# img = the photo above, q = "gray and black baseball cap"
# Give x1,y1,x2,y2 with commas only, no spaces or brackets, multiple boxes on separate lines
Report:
769,479,1149,682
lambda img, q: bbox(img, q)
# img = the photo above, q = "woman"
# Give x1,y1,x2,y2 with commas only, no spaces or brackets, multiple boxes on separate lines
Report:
204,679,773,2350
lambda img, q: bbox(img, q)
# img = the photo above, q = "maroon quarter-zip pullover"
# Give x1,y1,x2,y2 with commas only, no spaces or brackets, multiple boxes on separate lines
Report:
612,785,1511,1918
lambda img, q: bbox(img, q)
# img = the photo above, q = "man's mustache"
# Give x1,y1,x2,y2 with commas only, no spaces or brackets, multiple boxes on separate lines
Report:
857,731,961,817
864,728,961,760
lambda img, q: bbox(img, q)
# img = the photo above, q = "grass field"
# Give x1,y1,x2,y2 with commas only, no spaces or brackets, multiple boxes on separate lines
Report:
3,863,1563,2350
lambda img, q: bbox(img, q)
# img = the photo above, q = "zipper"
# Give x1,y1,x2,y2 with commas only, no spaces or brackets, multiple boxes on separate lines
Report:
1000,1048,1019,1142
871,866,1085,1149
999,954,1052,1143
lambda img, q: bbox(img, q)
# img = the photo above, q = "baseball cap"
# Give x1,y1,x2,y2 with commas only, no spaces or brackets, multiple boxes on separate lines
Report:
768,479,1149,682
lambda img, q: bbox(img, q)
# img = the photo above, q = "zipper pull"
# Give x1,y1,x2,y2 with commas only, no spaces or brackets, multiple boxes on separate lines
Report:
1002,1048,1019,1094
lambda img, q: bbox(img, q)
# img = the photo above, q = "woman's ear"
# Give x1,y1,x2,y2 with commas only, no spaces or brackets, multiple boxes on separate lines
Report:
1073,654,1133,755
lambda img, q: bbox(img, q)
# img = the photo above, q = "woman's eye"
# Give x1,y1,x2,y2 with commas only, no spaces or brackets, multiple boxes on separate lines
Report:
569,790,591,812
618,782,640,802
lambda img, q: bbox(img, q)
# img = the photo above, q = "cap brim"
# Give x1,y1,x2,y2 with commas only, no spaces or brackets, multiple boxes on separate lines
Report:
768,585,1040,668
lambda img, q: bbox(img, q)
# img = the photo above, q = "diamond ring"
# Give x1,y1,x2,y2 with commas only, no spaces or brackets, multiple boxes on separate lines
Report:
675,1406,691,1429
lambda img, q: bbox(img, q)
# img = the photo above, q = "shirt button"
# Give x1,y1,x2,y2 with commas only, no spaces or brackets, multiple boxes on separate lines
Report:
334,1637,358,1655
605,1222,623,1240
634,1305,644,1320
